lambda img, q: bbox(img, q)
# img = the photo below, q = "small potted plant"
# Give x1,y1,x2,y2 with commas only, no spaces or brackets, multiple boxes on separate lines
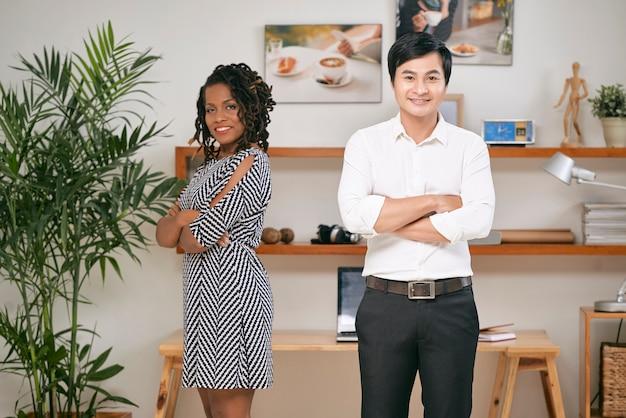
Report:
589,83,626,147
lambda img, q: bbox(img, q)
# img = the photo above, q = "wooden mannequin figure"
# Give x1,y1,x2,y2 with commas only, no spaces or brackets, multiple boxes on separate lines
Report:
554,62,589,147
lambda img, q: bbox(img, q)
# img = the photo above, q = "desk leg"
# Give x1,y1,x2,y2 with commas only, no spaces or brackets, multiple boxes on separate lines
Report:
488,353,507,418
165,358,183,418
546,356,566,418
500,355,519,418
155,356,174,418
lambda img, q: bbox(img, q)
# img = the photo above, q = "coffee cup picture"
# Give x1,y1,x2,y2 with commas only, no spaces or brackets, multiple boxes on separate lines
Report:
265,24,382,102
317,56,347,84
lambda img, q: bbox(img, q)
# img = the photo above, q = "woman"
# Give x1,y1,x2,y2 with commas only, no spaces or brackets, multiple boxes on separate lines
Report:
156,63,275,418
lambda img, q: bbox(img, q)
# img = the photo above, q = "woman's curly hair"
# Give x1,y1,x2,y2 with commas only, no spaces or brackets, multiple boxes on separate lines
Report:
191,63,276,162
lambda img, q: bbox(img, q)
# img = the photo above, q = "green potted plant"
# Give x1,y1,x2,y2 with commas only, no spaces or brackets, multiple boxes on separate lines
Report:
0,22,181,418
589,83,626,147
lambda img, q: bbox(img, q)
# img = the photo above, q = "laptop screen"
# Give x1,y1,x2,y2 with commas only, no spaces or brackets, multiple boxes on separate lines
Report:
337,267,366,333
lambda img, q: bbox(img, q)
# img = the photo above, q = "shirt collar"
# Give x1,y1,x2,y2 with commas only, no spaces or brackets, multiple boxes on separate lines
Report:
392,112,449,146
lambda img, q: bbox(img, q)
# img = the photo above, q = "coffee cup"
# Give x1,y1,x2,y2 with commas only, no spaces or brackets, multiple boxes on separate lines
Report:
317,56,347,84
423,11,443,26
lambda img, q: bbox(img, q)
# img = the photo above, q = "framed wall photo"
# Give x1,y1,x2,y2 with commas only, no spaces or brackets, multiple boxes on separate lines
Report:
175,147,204,181
264,24,382,103
395,0,514,66
441,93,464,127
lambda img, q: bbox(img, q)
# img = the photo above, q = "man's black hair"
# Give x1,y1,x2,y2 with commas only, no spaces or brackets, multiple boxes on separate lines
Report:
387,32,452,85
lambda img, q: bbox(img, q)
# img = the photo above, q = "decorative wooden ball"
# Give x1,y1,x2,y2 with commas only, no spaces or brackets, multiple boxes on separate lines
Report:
261,227,280,244
280,228,294,244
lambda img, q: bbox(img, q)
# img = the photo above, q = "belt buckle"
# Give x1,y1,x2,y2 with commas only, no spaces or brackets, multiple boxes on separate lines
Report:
408,280,435,300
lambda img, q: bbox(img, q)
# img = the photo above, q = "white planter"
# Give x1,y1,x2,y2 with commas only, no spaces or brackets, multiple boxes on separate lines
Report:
600,117,626,147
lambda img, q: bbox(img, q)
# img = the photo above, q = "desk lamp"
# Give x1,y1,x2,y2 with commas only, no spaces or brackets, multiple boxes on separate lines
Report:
543,151,626,312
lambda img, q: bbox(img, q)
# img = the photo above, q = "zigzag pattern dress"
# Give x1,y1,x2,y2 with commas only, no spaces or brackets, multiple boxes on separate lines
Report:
178,147,273,389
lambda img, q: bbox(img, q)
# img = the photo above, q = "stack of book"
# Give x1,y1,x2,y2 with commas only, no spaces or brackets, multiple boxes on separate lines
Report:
478,323,516,342
583,203,626,245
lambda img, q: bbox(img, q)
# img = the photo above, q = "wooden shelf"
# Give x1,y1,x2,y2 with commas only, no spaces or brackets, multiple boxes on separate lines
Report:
270,146,626,159
269,147,344,158
487,147,626,158
176,146,626,163
469,244,626,255
257,243,365,255
257,243,626,256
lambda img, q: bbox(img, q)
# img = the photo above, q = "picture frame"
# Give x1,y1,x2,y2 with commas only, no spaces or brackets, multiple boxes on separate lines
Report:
264,24,383,103
441,93,464,127
395,0,514,66
175,146,204,181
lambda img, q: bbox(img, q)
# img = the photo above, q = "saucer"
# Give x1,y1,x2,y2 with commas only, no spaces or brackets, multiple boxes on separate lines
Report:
314,72,353,88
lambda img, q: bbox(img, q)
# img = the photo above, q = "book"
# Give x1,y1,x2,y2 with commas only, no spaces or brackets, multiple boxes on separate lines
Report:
478,323,516,342
479,331,517,342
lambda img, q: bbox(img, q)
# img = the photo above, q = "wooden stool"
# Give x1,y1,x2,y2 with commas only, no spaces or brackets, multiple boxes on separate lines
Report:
486,336,566,418
155,336,183,418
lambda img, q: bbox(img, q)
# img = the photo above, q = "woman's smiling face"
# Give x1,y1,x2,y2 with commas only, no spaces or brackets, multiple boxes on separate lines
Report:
204,83,245,153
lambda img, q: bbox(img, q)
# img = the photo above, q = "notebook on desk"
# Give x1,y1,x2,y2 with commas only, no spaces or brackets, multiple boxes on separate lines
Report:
336,267,366,342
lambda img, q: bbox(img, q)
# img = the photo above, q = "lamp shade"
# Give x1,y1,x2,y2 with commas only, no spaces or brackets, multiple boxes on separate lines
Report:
543,152,575,184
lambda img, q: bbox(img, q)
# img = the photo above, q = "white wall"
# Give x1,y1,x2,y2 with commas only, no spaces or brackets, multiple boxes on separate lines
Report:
1,1,625,417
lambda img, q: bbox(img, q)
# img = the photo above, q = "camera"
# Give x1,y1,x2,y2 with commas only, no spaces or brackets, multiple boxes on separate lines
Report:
311,224,361,244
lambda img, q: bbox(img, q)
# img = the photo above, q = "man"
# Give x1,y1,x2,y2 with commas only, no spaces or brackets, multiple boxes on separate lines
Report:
337,32,495,418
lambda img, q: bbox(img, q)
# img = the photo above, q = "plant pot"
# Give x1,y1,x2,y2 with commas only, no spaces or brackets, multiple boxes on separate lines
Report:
26,412,131,418
601,117,626,147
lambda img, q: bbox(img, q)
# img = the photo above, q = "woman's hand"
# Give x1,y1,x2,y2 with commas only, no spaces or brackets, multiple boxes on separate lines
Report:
167,201,181,217
176,209,200,227
156,201,194,248
217,232,230,248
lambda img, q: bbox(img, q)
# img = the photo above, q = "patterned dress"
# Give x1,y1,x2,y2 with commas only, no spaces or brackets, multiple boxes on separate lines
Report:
178,147,273,389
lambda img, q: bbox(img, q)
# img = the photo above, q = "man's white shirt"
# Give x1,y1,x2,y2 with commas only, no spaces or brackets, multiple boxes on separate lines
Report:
338,113,495,282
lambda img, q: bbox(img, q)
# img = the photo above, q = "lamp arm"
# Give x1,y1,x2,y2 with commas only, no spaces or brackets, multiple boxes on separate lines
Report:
577,179,626,191
617,278,626,303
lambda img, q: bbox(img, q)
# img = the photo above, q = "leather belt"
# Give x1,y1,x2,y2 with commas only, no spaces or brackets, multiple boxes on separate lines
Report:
366,275,472,300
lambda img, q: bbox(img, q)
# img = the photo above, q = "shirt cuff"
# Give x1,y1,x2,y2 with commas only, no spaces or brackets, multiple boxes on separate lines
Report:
188,208,226,248
429,212,462,244
360,195,386,237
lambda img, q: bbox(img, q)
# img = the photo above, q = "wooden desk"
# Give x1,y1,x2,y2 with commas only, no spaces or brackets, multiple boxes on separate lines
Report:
155,329,564,418
579,306,626,418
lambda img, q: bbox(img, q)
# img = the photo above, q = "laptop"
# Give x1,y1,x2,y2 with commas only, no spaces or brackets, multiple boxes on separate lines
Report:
336,267,366,342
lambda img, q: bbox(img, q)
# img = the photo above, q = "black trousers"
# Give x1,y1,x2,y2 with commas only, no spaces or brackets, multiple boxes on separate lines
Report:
355,283,479,418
